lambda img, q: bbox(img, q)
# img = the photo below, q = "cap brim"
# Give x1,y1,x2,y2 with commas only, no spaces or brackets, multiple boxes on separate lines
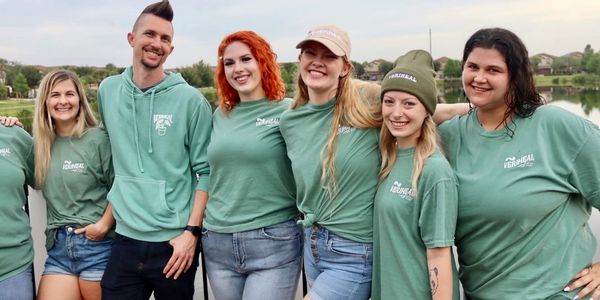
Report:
296,38,345,57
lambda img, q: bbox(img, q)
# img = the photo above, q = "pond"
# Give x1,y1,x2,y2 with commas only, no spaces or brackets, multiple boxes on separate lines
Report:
440,86,600,125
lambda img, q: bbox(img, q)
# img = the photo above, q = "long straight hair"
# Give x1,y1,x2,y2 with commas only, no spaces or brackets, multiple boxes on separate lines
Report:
379,115,438,193
33,70,97,188
292,55,381,199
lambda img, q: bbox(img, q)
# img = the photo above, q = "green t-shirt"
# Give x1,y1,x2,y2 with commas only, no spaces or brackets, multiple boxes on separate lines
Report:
0,125,34,281
43,128,114,249
439,105,600,299
279,98,380,243
372,148,459,300
204,99,298,232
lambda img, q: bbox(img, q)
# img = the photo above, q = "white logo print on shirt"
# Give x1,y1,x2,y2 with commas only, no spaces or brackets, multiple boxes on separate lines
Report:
390,181,415,201
0,147,11,157
337,125,355,135
62,160,85,173
153,114,173,136
256,117,279,127
503,153,535,169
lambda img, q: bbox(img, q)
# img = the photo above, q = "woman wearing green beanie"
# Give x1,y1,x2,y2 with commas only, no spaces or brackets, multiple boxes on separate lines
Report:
372,49,459,300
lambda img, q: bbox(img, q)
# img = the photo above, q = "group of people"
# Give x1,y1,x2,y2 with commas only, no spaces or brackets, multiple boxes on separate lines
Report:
1,0,600,300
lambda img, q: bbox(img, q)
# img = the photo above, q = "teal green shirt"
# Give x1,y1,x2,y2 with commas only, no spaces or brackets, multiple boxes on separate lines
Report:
0,125,34,281
204,99,298,232
98,67,212,242
439,105,600,299
372,148,459,300
43,128,114,249
279,98,380,243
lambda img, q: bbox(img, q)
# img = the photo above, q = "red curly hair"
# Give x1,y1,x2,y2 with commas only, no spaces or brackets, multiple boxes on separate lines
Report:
215,31,286,112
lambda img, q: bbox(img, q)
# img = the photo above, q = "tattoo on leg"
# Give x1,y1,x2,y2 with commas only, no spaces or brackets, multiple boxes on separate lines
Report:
429,267,439,295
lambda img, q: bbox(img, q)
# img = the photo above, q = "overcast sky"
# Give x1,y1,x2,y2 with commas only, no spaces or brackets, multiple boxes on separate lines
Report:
1,0,599,68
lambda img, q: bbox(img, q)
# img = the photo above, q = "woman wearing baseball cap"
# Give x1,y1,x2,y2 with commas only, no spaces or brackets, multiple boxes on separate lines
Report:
279,25,381,300
372,50,459,300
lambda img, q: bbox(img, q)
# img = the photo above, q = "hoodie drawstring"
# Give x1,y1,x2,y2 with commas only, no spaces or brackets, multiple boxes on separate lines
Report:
148,90,155,154
131,90,145,173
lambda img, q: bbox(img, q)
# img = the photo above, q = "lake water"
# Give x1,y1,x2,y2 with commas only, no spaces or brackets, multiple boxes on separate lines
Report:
441,86,600,126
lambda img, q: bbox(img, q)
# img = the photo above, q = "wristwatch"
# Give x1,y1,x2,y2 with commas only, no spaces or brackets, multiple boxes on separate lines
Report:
184,225,201,236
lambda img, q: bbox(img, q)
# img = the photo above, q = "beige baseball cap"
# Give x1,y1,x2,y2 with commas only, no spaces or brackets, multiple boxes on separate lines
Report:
296,25,351,57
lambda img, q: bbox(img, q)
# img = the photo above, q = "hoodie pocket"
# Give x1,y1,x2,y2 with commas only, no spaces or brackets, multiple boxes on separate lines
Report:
108,175,180,232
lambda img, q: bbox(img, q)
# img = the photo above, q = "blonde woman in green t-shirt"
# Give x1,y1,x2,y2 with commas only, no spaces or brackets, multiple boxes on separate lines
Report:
373,50,459,300
33,70,114,300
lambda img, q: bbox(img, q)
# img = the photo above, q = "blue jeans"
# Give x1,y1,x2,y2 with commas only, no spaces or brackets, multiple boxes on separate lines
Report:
201,219,303,300
101,234,200,300
43,226,113,281
303,224,373,300
0,265,33,300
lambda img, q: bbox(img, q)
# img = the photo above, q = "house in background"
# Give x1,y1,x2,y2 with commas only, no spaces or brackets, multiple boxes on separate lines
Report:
531,53,555,75
363,59,386,81
435,56,450,79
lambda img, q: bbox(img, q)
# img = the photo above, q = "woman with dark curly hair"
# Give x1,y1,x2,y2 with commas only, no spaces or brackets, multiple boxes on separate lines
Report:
201,31,302,300
439,27,600,299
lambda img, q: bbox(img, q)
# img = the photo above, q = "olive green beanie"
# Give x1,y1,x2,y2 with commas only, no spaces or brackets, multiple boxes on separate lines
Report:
380,49,437,115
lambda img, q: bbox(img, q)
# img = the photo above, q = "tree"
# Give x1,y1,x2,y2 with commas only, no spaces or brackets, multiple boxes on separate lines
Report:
552,56,580,75
580,44,595,73
13,73,30,98
378,60,394,76
15,108,33,133
179,60,214,88
0,83,7,100
586,54,600,75
20,65,42,88
280,63,297,84
443,59,462,78
351,60,365,78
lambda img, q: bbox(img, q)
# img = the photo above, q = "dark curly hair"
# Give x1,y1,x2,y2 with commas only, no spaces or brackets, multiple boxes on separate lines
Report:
462,28,543,124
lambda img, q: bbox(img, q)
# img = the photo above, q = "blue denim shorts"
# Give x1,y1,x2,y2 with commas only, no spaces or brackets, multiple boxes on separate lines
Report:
43,225,113,281
303,224,373,300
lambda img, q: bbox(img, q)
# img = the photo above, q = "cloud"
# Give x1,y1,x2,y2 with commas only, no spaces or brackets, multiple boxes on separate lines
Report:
0,0,598,67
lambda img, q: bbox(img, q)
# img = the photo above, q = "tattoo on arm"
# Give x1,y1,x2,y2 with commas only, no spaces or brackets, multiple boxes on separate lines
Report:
429,266,439,295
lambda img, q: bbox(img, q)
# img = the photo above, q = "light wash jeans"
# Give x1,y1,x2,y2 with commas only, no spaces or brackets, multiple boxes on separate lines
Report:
303,224,373,300
0,265,33,300
201,219,303,300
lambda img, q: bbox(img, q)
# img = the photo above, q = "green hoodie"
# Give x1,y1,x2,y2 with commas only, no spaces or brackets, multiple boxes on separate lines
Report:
97,66,212,242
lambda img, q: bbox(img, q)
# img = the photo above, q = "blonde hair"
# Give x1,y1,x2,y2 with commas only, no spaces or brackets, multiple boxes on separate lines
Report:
379,115,439,193
33,70,97,188
353,78,381,105
292,56,381,199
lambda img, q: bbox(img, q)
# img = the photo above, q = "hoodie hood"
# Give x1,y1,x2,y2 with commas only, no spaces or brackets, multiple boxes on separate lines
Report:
121,66,187,173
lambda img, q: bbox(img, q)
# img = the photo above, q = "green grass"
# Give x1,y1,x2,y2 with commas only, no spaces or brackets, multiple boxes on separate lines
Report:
0,99,35,117
534,75,575,87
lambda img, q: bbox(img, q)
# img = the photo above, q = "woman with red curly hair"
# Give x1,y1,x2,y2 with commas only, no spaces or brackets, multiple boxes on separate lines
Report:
201,31,302,300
